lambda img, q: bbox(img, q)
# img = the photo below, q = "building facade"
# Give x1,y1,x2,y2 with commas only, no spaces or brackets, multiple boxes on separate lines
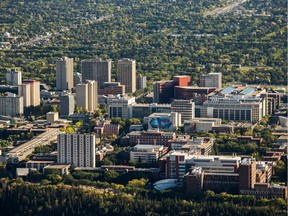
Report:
19,80,40,107
56,57,74,90
81,58,112,89
98,82,125,95
136,75,147,89
117,59,136,93
144,112,182,131
171,99,195,123
107,94,135,119
200,72,222,88
60,94,75,118
130,145,168,164
57,133,96,168
0,93,23,117
123,130,176,146
6,68,22,85
131,103,171,119
76,80,98,113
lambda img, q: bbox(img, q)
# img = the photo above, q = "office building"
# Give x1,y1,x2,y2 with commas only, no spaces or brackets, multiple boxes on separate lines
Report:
18,80,40,107
56,57,74,90
183,118,222,133
94,120,120,136
122,130,176,146
76,80,98,113
0,93,23,117
107,94,135,119
201,86,268,123
130,145,168,164
117,59,136,93
18,84,30,107
153,75,191,104
6,68,22,85
60,94,75,118
81,58,112,89
131,103,171,119
136,75,147,89
57,133,96,168
153,80,175,104
162,152,241,179
239,158,256,189
168,137,214,155
200,72,222,88
171,99,195,123
173,75,191,86
174,86,216,105
74,72,82,86
144,112,181,131
241,184,288,200
98,82,125,96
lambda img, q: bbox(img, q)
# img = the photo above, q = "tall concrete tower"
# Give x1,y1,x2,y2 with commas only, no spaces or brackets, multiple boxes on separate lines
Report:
81,58,112,89
56,57,74,90
117,59,136,93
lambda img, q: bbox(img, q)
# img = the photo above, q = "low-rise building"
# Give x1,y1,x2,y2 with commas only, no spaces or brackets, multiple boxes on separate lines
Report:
122,130,176,146
94,120,119,136
144,112,181,131
43,164,70,176
130,144,168,164
131,103,171,119
46,112,59,123
241,184,288,200
26,160,54,171
184,117,221,133
107,94,135,119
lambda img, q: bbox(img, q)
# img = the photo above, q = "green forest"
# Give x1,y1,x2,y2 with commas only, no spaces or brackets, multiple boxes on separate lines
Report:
0,179,286,216
0,0,286,87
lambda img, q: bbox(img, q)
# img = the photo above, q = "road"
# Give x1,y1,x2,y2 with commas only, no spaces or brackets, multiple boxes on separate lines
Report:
16,14,114,47
204,0,249,17
6,128,62,163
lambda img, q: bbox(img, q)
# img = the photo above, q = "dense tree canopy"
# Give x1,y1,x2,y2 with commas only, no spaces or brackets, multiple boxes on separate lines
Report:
0,0,286,87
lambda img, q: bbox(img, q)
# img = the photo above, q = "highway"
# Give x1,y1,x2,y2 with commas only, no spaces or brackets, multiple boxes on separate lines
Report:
6,128,62,162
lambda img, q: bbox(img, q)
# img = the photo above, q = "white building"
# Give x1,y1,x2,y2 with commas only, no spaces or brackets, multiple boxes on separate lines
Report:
0,93,23,117
56,57,74,90
6,68,22,85
57,133,96,168
107,94,136,119
130,144,167,164
201,86,267,123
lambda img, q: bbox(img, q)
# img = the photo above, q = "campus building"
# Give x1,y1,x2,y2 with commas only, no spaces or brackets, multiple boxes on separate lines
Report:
57,133,96,168
107,94,135,119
